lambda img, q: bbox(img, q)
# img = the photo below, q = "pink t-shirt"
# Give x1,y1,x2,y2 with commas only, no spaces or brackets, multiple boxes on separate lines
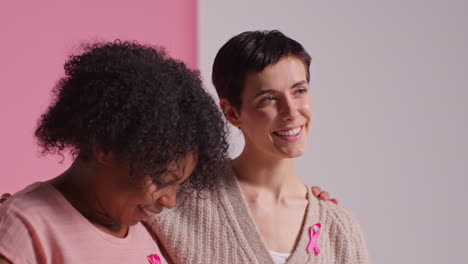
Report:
0,182,168,264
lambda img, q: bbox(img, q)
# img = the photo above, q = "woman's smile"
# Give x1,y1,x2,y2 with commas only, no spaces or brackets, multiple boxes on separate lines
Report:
272,125,304,141
138,205,162,221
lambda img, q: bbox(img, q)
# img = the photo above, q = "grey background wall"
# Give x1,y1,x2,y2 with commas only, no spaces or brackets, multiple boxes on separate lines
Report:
199,0,468,263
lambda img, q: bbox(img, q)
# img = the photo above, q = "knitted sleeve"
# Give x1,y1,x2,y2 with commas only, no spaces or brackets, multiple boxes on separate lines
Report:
322,202,370,264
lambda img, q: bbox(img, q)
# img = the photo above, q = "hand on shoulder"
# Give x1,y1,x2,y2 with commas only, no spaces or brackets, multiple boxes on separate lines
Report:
0,193,11,205
311,186,339,204
0,255,12,264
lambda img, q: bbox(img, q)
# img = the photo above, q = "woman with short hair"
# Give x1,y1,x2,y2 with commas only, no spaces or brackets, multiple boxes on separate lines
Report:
152,30,369,264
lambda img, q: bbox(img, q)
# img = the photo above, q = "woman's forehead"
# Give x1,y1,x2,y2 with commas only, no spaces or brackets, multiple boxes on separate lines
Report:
243,57,308,94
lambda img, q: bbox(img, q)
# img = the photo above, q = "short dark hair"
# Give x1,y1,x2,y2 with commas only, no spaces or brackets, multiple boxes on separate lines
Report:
35,40,229,191
212,30,311,109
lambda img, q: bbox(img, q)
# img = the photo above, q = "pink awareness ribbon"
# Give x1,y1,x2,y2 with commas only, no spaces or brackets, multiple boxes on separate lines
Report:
307,223,322,255
147,254,161,264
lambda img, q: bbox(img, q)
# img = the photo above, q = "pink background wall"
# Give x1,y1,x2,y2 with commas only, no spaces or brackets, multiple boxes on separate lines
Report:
0,0,197,194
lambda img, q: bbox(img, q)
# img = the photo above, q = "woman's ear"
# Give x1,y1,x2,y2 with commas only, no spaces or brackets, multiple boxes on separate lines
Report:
220,99,241,128
92,146,117,166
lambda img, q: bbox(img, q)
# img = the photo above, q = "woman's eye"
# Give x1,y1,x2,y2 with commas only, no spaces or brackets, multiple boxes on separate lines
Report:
152,180,167,188
153,177,173,188
260,95,276,103
295,87,308,95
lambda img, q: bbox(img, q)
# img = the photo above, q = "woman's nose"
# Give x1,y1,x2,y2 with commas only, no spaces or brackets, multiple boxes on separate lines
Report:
158,190,177,209
280,98,299,121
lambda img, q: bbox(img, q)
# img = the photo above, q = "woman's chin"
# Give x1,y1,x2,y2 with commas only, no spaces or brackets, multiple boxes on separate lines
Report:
274,147,307,159
271,139,308,159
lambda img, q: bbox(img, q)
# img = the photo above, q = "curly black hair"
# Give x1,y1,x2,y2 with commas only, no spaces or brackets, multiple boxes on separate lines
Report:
35,40,229,191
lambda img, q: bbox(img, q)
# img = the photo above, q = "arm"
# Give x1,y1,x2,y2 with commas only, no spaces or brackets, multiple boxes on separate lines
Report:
4,190,338,204
341,217,370,263
326,203,370,263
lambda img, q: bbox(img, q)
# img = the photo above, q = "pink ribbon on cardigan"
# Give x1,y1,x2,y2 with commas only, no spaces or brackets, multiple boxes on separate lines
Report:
147,254,161,264
307,223,322,255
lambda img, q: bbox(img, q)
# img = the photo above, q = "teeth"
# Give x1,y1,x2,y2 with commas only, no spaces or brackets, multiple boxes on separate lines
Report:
143,208,158,216
275,127,301,136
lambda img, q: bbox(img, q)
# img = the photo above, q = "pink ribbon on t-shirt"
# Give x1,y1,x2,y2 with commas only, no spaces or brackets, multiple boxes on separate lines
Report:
307,223,322,255
147,254,161,264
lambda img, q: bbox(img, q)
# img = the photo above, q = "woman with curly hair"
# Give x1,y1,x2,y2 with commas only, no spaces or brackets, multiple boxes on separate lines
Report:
0,41,229,263
152,30,369,264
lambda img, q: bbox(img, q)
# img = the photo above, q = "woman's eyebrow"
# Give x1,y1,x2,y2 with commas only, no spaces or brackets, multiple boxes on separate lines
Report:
254,89,276,98
290,80,307,89
161,171,184,184
253,80,307,98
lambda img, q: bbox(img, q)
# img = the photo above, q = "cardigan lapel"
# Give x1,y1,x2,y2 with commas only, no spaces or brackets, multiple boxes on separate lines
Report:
286,187,321,264
222,170,321,264
223,170,276,264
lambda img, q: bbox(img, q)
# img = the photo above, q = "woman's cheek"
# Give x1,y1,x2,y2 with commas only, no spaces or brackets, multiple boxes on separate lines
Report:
244,108,268,122
300,102,312,113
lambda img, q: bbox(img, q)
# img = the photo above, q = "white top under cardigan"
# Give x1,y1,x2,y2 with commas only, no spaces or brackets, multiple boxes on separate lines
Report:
270,250,291,264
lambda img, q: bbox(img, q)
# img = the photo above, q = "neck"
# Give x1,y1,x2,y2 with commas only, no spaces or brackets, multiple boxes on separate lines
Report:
49,158,128,238
232,145,305,200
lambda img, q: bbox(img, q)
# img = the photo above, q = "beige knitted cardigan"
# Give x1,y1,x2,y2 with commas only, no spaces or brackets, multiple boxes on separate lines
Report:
149,171,369,264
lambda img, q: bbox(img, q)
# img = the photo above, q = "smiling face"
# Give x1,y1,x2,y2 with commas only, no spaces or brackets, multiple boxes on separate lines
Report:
224,56,313,159
96,153,197,227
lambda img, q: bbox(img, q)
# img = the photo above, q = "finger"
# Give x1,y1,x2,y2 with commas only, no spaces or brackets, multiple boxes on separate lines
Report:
330,198,339,205
311,186,322,197
0,193,11,204
318,191,330,201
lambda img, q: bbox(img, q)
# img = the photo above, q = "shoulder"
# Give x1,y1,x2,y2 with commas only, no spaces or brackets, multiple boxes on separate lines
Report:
316,199,370,263
152,181,224,226
156,171,231,219
148,183,232,264
0,182,60,224
319,199,362,229
0,182,54,216
304,190,363,233
0,183,55,263
0,183,66,228
317,199,365,241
